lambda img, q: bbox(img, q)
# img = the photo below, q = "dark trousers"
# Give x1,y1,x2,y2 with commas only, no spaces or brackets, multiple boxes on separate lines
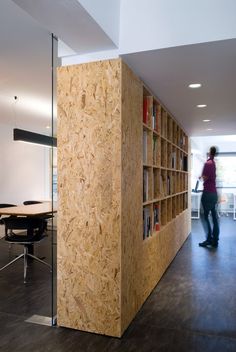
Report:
201,191,219,244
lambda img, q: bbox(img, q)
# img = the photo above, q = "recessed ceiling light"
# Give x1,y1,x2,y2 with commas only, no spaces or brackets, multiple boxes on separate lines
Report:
197,104,207,108
46,125,50,129
206,128,213,131
203,119,211,122
188,83,202,88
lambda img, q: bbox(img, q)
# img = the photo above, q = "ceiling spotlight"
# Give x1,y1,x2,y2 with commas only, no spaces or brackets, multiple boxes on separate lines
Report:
197,104,207,108
46,125,50,129
203,119,211,122
188,83,202,88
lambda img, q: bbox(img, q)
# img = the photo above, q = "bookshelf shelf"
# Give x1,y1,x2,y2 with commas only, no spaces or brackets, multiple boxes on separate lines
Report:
143,123,153,132
142,86,189,241
143,200,154,206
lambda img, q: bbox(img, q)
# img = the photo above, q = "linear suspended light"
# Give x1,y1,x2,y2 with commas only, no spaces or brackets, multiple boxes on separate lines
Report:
13,128,57,147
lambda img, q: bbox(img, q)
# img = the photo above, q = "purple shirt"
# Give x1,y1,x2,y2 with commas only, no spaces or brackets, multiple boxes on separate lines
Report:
202,157,217,193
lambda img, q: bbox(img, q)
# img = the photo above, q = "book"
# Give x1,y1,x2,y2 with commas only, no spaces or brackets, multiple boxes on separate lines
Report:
143,98,148,124
152,103,158,131
143,169,149,202
143,96,153,125
180,155,183,170
167,175,171,195
143,131,147,164
183,135,186,148
153,136,158,165
153,204,160,231
171,152,176,169
143,207,151,239
160,174,164,197
183,156,188,171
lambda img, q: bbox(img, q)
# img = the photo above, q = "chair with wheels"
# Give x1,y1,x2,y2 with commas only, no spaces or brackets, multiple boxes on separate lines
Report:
0,216,51,283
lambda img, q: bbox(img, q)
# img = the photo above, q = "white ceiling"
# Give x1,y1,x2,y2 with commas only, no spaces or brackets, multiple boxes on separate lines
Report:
0,0,52,133
1,0,236,140
122,38,236,137
12,0,117,54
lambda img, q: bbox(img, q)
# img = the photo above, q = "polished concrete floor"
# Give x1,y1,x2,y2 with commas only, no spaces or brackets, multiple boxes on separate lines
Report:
0,216,236,351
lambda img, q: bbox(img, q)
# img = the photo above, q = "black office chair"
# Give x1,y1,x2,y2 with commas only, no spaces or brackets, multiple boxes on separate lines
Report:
0,204,17,245
23,201,52,231
23,200,42,205
0,204,16,225
0,216,51,283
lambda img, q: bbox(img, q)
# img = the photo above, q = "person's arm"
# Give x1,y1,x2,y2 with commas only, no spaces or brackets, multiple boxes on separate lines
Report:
200,162,210,181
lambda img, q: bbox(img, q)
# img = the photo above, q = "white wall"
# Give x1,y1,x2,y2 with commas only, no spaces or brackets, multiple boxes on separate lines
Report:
78,0,120,46
62,48,119,66
192,135,236,154
62,0,236,65
119,0,236,54
191,135,236,190
0,122,50,205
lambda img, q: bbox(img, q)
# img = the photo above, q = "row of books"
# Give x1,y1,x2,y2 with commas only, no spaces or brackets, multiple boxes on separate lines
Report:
144,142,188,171
153,204,160,231
179,155,188,171
166,152,188,171
143,207,151,239
143,96,160,131
161,174,172,196
145,173,187,200
143,96,187,149
144,171,166,201
143,131,160,165
179,135,187,149
143,204,160,239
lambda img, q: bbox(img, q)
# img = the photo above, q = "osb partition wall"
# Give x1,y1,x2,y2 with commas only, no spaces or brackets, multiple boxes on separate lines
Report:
57,58,190,338
140,209,190,302
120,62,143,332
57,59,122,337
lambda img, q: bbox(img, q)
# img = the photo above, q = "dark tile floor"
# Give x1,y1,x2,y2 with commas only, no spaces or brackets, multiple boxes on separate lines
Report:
0,216,236,351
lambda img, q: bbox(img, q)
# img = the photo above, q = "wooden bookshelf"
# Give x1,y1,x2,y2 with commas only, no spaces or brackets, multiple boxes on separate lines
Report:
57,58,190,338
142,85,189,238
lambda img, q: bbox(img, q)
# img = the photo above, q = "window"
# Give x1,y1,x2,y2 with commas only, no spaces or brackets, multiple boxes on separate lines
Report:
215,154,236,188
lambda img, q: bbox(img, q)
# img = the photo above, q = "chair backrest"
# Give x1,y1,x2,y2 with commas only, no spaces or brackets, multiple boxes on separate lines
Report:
0,204,16,208
3,216,45,240
0,204,16,224
23,201,42,205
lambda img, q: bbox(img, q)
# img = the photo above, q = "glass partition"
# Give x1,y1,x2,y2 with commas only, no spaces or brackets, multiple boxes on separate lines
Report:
51,34,58,324
0,1,58,326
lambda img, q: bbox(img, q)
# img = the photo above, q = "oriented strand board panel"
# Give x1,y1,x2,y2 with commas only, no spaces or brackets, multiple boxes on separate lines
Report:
121,207,190,334
139,208,191,305
120,61,191,334
120,62,143,332
57,59,122,337
57,57,191,338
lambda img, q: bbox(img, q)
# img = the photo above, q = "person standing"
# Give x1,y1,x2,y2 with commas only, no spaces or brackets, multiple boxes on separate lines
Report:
199,146,219,248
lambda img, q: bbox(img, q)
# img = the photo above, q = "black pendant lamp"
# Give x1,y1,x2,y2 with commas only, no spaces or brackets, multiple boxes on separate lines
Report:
13,128,57,147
